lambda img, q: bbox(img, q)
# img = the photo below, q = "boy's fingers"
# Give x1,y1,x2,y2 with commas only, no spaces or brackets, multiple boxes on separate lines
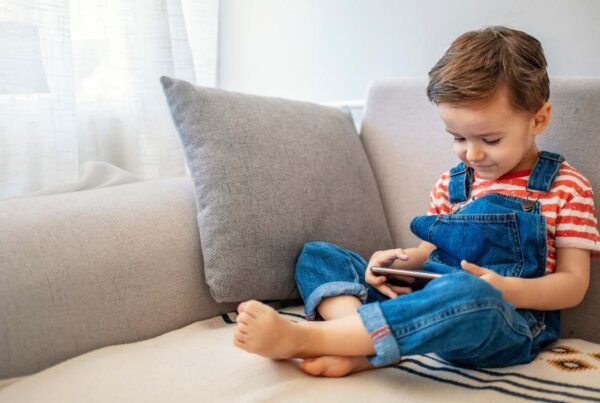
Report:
378,284,398,299
368,276,386,286
390,274,415,283
385,290,398,299
461,260,485,275
377,251,408,266
389,285,412,294
367,273,387,286
394,249,409,260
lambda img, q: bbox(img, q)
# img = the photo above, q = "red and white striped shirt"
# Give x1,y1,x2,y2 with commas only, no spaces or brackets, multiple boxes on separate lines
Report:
427,161,600,274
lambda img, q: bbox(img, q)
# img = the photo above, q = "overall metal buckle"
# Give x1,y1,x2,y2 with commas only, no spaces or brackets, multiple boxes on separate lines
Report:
522,192,541,212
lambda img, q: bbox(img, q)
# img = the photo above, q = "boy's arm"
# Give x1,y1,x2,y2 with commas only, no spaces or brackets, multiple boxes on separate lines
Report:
386,241,591,310
463,248,590,310
503,248,591,310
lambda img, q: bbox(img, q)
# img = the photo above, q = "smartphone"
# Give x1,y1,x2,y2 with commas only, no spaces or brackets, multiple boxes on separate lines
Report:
369,267,442,290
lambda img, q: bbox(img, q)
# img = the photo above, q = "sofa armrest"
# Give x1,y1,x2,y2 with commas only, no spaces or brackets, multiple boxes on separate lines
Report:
0,177,238,379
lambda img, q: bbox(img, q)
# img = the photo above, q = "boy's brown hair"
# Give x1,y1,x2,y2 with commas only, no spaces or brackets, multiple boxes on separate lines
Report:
427,26,549,114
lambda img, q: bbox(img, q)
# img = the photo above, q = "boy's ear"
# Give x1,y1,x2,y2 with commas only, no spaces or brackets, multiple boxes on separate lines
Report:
531,102,552,135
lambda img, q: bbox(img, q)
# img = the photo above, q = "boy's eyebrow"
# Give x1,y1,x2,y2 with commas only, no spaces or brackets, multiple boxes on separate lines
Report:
445,128,503,137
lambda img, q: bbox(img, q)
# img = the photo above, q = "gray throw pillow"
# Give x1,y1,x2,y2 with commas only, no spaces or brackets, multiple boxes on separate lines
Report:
160,76,393,302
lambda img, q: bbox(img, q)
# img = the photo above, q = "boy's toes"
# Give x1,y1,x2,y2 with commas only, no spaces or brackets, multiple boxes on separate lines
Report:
237,301,247,313
233,333,247,348
236,311,254,326
299,358,325,376
235,320,249,332
238,299,264,313
234,327,248,341
242,299,274,317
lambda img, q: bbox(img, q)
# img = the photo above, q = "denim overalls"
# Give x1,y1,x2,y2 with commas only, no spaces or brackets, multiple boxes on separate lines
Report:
294,151,563,368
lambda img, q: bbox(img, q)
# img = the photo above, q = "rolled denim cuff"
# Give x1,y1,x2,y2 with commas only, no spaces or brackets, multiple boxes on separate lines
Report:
303,282,368,321
357,302,402,367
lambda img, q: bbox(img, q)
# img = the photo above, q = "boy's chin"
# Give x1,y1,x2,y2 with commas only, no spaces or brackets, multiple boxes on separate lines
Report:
474,169,503,180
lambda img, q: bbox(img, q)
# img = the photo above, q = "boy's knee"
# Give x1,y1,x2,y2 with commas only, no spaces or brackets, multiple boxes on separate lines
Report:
294,241,369,284
297,241,343,264
438,303,520,366
295,241,337,278
430,271,503,302
464,272,504,301
302,241,340,253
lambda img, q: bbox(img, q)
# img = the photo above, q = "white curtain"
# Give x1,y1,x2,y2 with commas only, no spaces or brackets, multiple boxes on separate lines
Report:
0,0,219,199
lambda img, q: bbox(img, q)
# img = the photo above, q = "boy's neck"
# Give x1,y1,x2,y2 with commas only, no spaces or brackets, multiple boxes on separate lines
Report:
507,145,540,174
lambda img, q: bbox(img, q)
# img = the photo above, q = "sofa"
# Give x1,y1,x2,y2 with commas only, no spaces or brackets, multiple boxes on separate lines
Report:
1,77,599,402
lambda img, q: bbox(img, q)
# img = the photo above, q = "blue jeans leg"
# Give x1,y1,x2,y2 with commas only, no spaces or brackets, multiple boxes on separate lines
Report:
294,241,388,321
358,272,557,368
294,241,557,369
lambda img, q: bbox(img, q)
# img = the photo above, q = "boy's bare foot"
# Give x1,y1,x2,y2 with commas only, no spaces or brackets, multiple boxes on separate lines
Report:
299,355,378,377
233,300,309,359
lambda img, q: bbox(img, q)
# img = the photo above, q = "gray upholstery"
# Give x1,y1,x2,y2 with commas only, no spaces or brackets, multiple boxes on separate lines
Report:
360,77,600,343
160,76,393,302
0,177,238,379
0,77,598,381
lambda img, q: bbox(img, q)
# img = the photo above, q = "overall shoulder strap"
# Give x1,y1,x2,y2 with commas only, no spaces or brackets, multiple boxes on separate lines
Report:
448,162,474,203
527,151,566,193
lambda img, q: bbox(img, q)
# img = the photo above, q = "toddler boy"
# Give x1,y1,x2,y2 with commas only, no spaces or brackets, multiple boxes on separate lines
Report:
233,26,600,377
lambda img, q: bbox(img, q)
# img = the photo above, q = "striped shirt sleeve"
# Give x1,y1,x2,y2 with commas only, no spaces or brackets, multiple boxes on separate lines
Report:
554,176,600,258
427,171,451,215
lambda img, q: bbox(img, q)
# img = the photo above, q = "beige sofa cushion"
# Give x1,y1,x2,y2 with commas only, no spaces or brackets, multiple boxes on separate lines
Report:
1,305,599,402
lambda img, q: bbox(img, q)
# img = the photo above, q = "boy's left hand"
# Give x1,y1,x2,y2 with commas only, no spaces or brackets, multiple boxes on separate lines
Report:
460,260,508,300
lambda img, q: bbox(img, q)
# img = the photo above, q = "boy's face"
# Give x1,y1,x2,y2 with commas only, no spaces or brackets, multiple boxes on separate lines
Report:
437,87,551,180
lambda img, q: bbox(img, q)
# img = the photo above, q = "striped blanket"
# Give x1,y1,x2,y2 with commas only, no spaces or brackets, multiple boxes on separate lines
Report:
267,306,600,403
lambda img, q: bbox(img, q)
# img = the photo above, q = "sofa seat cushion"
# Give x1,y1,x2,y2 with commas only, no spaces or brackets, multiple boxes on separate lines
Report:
1,305,600,402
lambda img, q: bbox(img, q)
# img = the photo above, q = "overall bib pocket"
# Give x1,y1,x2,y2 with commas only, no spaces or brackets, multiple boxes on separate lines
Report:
427,213,526,278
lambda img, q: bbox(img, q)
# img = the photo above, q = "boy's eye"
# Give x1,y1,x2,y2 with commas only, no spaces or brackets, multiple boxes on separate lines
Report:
452,137,501,145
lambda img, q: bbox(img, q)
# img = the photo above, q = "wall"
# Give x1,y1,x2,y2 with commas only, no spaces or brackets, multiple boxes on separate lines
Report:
218,0,600,104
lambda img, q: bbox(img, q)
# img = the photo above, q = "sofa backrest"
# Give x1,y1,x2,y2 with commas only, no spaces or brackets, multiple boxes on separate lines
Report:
2,77,598,380
0,177,240,379
359,77,600,343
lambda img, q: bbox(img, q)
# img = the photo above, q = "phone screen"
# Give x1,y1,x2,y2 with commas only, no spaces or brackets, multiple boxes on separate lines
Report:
370,267,440,291
386,275,432,290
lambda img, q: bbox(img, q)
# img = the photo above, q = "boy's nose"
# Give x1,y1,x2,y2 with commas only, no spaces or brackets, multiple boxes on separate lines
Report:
466,144,485,162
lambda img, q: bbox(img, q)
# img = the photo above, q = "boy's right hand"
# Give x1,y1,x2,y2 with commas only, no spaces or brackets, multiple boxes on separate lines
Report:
365,249,413,299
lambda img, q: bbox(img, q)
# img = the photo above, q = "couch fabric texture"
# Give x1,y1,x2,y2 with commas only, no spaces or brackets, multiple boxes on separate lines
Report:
160,76,393,303
1,77,599,400
0,178,239,379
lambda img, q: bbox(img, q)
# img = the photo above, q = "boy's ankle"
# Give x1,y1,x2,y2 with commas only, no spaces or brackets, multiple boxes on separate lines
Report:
296,321,322,358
